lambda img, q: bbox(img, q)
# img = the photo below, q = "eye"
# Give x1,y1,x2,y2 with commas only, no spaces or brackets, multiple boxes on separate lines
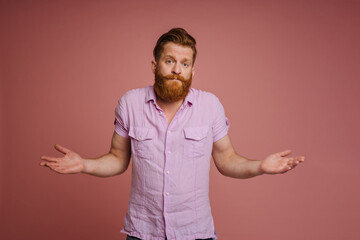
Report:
166,59,173,64
183,62,190,67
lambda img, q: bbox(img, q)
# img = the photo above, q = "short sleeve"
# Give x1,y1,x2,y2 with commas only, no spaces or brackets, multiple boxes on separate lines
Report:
212,97,230,142
114,97,130,139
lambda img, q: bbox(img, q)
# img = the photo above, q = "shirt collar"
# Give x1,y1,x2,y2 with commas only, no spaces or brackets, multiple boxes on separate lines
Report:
146,86,194,106
145,86,157,103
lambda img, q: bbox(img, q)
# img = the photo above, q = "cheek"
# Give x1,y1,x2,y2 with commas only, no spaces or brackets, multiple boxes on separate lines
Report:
158,64,170,73
184,70,192,79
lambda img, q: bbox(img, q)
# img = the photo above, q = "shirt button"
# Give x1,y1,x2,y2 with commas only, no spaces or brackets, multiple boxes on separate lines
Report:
166,171,170,174
167,130,171,134
166,192,169,196
165,212,168,216
167,150,171,154
138,137,142,140
161,230,164,233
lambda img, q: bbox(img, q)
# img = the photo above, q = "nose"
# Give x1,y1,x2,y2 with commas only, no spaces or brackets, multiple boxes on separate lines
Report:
171,62,181,75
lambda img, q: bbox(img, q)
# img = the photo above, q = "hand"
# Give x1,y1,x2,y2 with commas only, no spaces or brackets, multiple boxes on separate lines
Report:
40,144,85,174
260,150,305,174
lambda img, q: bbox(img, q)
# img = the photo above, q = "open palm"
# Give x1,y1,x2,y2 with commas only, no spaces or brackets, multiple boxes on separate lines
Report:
260,150,305,174
40,144,85,174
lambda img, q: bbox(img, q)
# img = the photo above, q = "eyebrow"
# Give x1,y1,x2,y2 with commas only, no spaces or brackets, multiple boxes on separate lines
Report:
164,55,192,63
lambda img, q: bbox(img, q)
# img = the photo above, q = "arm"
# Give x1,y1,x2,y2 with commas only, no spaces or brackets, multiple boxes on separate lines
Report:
212,135,304,179
40,131,131,177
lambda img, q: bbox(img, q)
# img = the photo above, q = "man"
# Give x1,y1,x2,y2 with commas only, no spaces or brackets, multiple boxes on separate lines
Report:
40,28,305,240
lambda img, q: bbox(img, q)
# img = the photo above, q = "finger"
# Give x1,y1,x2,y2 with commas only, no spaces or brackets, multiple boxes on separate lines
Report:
40,161,66,174
280,162,291,173
290,161,298,169
278,149,292,157
292,156,305,165
277,158,291,172
40,156,59,162
42,162,60,168
49,166,66,174
40,161,47,166
40,162,58,172
53,166,66,173
54,144,71,154
296,156,305,162
286,156,305,171
286,158,294,170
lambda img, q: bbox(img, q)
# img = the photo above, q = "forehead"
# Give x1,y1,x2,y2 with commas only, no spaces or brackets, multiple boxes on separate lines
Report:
160,42,193,61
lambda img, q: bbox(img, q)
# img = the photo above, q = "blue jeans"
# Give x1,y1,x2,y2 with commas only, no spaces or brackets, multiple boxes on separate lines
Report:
127,235,213,240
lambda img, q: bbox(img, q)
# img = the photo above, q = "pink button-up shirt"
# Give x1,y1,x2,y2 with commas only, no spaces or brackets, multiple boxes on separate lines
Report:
114,86,229,240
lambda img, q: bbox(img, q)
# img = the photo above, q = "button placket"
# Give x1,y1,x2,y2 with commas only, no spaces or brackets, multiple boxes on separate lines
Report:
163,127,173,231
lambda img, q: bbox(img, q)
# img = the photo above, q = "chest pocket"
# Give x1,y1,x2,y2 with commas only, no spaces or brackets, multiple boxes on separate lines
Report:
128,127,154,159
183,126,209,159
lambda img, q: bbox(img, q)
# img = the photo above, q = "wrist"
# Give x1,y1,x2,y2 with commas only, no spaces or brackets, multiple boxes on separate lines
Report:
257,160,265,176
81,158,91,174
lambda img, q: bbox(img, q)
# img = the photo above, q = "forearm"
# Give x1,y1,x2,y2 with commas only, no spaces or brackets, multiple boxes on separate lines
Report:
216,153,264,179
212,135,304,178
82,152,129,177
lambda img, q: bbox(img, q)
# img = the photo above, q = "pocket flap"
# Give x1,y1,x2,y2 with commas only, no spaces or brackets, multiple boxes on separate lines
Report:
128,127,154,141
184,126,208,141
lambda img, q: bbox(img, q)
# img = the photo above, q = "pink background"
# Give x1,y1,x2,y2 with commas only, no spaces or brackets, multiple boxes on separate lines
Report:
1,0,360,239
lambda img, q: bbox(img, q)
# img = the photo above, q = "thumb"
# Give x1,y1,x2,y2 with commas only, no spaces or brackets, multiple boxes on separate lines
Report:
54,144,71,154
277,149,292,157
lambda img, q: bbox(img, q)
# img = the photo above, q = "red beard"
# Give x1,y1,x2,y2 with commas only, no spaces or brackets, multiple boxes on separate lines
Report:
153,70,192,102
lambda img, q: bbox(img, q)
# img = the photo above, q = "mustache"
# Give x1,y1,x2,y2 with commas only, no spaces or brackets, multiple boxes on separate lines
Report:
162,74,186,82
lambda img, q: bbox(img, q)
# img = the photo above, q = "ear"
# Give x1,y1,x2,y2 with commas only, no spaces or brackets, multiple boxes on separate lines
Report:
192,67,195,77
151,60,157,74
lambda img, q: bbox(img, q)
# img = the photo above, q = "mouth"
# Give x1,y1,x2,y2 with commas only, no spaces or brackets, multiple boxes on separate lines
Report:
165,78,182,83
163,75,186,82
166,79,182,86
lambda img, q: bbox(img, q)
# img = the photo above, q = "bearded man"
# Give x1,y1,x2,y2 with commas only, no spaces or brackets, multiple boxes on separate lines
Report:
40,28,305,240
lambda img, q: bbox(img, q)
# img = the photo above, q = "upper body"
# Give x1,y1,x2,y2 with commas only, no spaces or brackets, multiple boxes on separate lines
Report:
114,86,228,239
40,28,305,240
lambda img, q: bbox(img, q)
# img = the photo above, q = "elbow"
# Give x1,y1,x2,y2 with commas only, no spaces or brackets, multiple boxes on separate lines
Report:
117,161,130,175
213,152,235,178
214,158,231,177
109,151,131,176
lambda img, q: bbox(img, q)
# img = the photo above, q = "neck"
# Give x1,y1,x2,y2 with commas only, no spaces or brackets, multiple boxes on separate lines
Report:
156,97,184,125
156,97,184,113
